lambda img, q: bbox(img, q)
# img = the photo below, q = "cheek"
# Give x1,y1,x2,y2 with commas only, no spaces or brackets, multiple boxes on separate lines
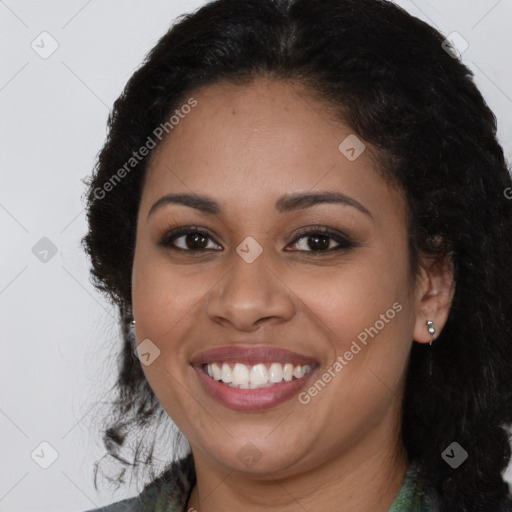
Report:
284,258,409,345
132,247,210,337
131,246,203,396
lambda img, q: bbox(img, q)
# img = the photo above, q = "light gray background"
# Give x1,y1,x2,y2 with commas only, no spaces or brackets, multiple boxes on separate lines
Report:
1,1,512,510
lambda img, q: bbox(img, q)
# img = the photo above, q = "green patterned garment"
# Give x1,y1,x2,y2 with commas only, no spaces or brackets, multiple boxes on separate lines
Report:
86,454,438,512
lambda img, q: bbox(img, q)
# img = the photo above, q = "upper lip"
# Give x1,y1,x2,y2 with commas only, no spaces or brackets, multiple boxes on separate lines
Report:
190,345,318,367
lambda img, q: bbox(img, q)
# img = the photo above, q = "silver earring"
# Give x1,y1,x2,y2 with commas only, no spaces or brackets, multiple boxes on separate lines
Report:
131,320,136,326
426,320,436,345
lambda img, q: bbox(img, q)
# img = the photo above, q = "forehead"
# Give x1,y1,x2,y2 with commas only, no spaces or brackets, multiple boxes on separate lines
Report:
141,77,406,226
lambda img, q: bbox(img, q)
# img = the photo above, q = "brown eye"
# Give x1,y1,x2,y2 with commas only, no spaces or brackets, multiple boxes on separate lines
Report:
158,225,357,254
158,227,222,252
286,227,357,253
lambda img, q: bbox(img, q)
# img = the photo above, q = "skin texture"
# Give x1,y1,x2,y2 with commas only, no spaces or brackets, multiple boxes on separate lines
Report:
131,78,454,512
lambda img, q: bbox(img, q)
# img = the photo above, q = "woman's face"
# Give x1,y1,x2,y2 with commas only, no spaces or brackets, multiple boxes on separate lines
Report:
131,78,427,477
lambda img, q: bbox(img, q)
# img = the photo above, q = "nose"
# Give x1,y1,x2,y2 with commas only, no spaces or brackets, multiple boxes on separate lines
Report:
206,249,295,332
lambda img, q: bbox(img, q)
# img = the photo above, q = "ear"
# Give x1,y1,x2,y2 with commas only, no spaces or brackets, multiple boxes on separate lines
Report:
412,254,455,343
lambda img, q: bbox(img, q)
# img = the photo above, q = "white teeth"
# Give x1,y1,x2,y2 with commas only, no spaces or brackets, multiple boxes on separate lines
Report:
203,362,313,389
212,363,222,380
283,363,294,382
221,363,233,383
232,363,250,386
269,362,283,383
250,364,269,386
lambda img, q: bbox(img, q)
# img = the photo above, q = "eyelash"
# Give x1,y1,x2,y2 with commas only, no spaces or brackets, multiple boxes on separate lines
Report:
158,225,358,254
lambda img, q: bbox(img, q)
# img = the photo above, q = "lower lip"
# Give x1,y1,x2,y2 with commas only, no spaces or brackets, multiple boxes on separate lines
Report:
193,366,317,411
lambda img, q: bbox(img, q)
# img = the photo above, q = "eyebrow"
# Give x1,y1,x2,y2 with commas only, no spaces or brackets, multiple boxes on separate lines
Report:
147,191,372,220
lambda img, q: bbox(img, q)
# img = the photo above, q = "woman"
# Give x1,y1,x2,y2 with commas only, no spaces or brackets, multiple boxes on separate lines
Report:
81,0,512,510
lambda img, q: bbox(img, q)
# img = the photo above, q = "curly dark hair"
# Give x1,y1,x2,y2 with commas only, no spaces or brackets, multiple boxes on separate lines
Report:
81,0,512,509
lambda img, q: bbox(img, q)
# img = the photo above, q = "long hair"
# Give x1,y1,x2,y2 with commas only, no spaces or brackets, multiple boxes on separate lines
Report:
82,1,512,509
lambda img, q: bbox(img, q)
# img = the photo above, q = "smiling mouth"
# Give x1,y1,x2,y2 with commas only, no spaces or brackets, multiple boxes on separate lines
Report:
191,345,319,410
202,362,313,389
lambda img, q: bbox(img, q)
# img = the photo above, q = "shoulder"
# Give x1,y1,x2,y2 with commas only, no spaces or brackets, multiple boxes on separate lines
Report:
83,453,196,512
83,495,145,512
